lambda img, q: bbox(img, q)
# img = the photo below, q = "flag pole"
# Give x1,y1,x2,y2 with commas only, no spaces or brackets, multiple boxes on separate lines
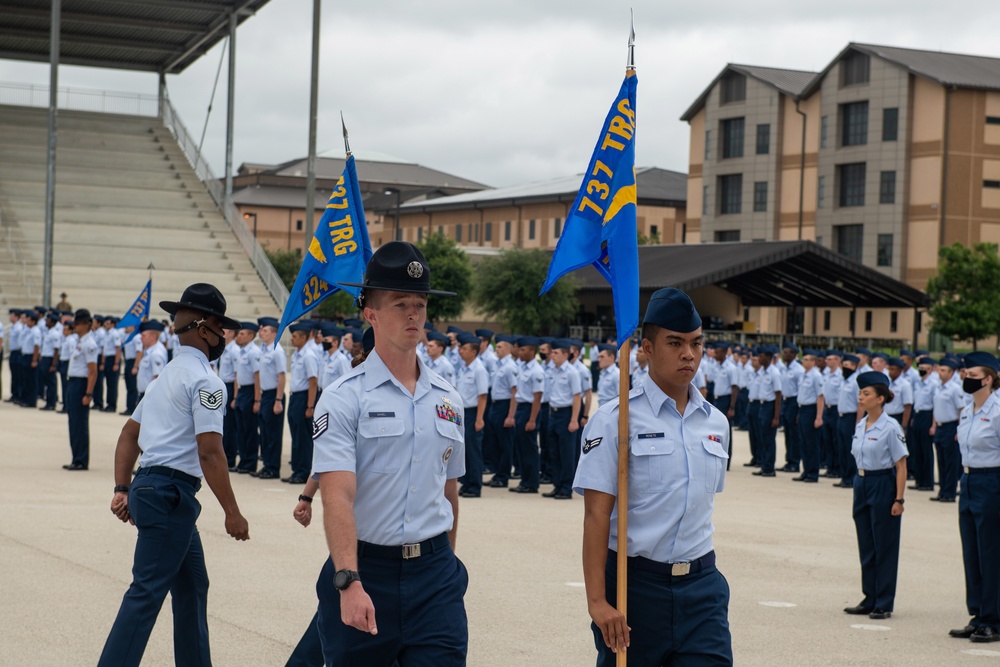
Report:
341,111,352,158
615,16,636,667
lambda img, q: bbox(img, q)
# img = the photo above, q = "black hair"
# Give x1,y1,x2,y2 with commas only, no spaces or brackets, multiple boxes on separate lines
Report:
641,323,660,343
870,383,894,406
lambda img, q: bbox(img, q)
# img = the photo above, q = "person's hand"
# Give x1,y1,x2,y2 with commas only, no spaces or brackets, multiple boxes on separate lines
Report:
504,416,515,428
293,501,312,527
274,400,283,415
252,401,260,414
131,367,138,376
526,420,536,432
230,399,236,410
727,407,735,419
475,418,485,432
589,599,630,654
891,502,904,517
569,420,579,433
110,492,133,525
814,417,823,429
113,363,119,372
50,365,57,373
225,512,250,540
340,584,378,634
771,417,780,429
82,395,92,408
31,359,37,368
97,363,103,372
580,416,589,428
929,423,936,436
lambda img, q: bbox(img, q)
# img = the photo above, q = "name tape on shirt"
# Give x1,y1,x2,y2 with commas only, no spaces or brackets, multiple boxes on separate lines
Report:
312,413,329,439
198,389,224,410
369,412,395,418
637,432,664,440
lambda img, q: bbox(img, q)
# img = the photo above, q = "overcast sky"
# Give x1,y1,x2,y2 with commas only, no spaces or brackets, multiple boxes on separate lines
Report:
1,0,999,188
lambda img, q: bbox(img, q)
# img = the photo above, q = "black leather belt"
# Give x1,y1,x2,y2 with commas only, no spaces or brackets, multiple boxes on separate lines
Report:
857,469,893,477
965,466,1000,475
136,465,200,487
937,420,958,428
358,532,449,560
614,549,717,577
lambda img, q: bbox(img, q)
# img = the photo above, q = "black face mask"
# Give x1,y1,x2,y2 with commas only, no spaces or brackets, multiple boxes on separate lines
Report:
842,367,856,378
322,341,333,351
206,331,226,362
964,377,987,395
918,368,928,377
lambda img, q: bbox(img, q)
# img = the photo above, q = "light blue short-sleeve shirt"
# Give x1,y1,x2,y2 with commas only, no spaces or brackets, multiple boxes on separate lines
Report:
516,359,545,403
68,331,99,377
456,357,489,409
548,361,582,408
851,411,908,470
290,347,319,392
597,366,621,406
490,356,519,401
958,392,1000,468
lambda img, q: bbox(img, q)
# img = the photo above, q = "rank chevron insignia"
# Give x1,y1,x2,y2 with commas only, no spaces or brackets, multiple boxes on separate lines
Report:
583,437,602,454
198,389,224,410
312,413,329,439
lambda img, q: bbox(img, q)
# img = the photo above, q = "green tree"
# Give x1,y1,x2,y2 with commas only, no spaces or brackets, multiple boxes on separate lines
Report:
926,242,1000,351
472,248,579,334
264,247,357,319
637,229,661,246
415,233,473,323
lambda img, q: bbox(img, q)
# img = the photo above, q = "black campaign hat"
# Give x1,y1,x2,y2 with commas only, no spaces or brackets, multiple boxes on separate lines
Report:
159,283,241,330
339,242,456,297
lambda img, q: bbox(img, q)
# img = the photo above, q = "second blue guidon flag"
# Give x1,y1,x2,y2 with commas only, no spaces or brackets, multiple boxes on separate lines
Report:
116,279,151,343
540,73,639,348
276,154,373,343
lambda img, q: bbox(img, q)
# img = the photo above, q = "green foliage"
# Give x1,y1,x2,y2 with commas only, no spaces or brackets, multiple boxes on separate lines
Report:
637,229,661,246
415,233,473,323
472,248,579,334
926,242,1000,351
264,247,358,319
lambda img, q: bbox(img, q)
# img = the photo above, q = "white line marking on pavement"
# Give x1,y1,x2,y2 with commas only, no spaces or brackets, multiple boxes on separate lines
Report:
565,582,586,588
758,601,797,608
850,624,891,631
960,649,1000,657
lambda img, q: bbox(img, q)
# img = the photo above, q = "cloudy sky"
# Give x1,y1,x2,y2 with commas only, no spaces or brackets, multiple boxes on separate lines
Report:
1,0,998,188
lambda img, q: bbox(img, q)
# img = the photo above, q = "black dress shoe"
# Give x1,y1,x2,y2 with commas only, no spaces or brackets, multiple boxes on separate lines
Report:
286,477,307,484
539,475,553,484
844,604,873,615
510,472,521,480
236,467,254,474
102,406,117,412
869,610,892,620
971,626,1000,643
931,495,957,502
792,475,807,482
487,479,508,488
119,410,132,416
256,471,279,479
834,481,854,488
38,406,55,411
509,486,538,494
459,491,480,498
228,466,239,473
949,623,977,638
911,485,934,491
63,462,88,471
743,461,759,467
552,492,572,499
542,490,559,497
752,471,776,477
779,464,800,473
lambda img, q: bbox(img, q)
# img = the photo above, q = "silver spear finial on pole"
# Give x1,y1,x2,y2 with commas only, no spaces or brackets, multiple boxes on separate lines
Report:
627,9,635,70
341,111,352,158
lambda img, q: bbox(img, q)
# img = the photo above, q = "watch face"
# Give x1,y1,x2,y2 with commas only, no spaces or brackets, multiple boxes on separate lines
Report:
334,570,356,590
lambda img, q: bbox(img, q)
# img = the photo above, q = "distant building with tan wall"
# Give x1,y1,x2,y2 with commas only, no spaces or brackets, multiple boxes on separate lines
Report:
683,43,1000,345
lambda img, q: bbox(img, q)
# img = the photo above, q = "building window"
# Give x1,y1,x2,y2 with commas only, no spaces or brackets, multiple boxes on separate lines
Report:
528,219,536,240
720,71,746,104
504,221,511,241
721,117,745,159
823,310,831,331
820,115,828,149
473,224,478,243
715,230,740,242
296,219,303,231
882,108,899,141
702,185,709,215
705,130,711,160
834,224,864,263
417,227,424,243
840,50,871,86
756,124,770,155
849,310,856,332
880,171,896,204
650,225,658,240
455,225,462,242
986,180,1000,189
817,175,826,209
864,310,873,332
437,225,443,236
753,181,768,212
554,217,562,238
719,174,742,214
838,163,866,207
485,222,492,242
986,116,1000,125
877,234,893,266
890,311,898,333
841,101,869,146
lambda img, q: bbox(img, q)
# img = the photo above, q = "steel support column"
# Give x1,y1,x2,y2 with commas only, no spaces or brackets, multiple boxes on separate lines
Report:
42,0,61,308
224,10,236,205
304,0,321,249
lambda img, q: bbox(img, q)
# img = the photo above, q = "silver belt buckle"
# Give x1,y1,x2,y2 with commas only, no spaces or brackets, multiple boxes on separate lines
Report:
671,562,691,576
965,466,970,474
858,470,865,477
402,543,421,559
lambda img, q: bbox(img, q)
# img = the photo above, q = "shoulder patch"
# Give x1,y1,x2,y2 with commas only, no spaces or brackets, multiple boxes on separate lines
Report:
583,436,603,454
312,413,329,439
198,389,224,410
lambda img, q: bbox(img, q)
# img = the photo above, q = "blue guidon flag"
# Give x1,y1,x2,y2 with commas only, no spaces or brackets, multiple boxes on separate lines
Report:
540,72,639,349
276,155,374,344
115,279,151,343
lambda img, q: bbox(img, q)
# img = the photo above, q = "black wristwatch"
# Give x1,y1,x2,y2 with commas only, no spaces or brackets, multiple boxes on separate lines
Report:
893,498,904,505
334,569,361,591
114,485,130,493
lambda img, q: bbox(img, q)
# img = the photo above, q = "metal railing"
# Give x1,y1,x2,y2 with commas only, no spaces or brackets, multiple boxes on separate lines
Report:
0,81,158,116
159,94,289,310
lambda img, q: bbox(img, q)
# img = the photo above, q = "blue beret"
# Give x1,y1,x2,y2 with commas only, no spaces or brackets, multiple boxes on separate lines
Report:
240,321,259,333
826,349,843,358
916,356,935,366
551,338,572,351
872,352,889,361
597,343,617,354
475,329,494,339
257,317,279,329
857,371,890,389
346,328,364,340
320,323,342,337
493,334,510,344
916,349,929,356
782,342,799,353
362,326,375,354
540,337,555,346
939,357,960,370
139,320,165,333
842,354,860,364
424,322,435,331
446,325,463,334
517,336,540,348
34,305,46,313
289,322,312,334
803,349,821,357
642,288,702,333
899,349,914,358
887,357,904,369
964,351,1000,372
428,331,449,344
457,332,480,347
344,318,364,328
855,347,872,356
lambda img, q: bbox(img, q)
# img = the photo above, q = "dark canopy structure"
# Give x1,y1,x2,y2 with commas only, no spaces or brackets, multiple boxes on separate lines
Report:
576,241,929,308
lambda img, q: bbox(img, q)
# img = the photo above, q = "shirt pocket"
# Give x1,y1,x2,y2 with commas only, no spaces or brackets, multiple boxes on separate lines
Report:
702,438,729,494
358,418,406,474
434,418,465,477
631,437,675,494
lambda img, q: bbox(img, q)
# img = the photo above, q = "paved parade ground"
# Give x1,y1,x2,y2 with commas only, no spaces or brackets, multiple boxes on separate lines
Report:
2,375,999,667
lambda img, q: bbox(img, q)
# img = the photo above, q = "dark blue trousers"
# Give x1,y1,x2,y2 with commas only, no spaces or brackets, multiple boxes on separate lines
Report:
123,358,138,413
287,612,324,667
596,551,732,666
58,360,69,409
235,385,259,471
934,421,960,499
222,381,237,467
538,403,552,479
99,469,210,667
821,405,840,474
839,413,859,484
288,391,313,479
459,407,483,495
746,401,760,464
714,394,734,469
40,356,58,408
8,350,21,402
547,406,576,495
486,399,514,483
959,470,1000,629
93,355,105,408
735,387,749,429
104,360,120,411
20,353,38,406
910,411,934,489
781,396,800,468
756,401,777,473
852,470,901,612
258,388,285,476
66,377,90,467
798,404,820,480
514,402,540,490
316,539,469,666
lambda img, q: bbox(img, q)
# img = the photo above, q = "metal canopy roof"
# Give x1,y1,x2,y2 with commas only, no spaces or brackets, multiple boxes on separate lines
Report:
0,0,272,74
575,241,929,309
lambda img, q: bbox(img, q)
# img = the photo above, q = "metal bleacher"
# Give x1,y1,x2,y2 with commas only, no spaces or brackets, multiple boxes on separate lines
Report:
0,96,283,321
